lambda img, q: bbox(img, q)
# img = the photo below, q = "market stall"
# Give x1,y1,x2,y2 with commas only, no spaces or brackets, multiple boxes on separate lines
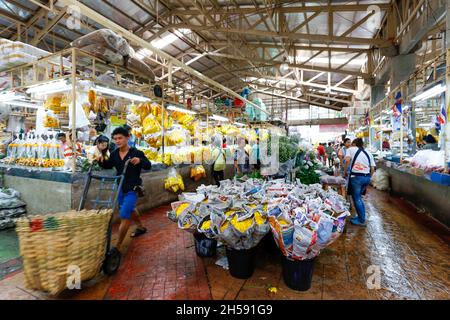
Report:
351,52,450,227
0,33,279,216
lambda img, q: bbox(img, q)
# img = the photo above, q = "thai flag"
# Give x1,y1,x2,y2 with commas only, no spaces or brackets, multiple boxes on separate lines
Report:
364,110,370,125
437,95,446,124
392,91,402,117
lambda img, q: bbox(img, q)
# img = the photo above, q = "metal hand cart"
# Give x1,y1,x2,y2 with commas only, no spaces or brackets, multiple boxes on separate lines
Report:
78,159,130,275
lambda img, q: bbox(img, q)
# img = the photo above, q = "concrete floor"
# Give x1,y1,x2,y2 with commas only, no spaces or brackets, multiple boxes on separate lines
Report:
0,188,449,300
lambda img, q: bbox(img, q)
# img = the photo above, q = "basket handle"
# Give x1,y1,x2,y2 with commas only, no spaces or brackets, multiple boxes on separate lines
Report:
96,206,107,214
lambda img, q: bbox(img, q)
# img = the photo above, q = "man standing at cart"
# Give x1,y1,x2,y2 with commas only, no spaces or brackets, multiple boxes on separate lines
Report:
97,126,151,252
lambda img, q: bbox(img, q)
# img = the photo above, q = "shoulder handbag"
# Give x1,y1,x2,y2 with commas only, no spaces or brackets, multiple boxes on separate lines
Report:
212,148,225,172
133,185,146,198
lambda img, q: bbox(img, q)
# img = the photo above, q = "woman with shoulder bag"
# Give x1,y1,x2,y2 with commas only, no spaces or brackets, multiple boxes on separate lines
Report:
343,138,376,227
211,136,226,186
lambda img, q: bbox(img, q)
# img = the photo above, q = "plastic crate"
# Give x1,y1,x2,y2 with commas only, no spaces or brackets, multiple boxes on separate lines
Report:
384,156,401,164
430,172,450,186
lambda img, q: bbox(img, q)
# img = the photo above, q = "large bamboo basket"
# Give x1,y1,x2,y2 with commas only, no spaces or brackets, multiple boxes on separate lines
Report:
15,209,112,295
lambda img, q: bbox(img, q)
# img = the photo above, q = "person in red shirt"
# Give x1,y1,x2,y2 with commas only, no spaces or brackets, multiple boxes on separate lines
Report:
317,143,326,164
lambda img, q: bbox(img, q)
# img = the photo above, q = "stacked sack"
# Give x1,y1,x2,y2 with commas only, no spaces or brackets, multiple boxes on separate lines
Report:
0,188,26,230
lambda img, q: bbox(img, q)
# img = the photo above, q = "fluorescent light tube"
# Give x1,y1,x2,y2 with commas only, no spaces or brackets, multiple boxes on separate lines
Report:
167,105,197,114
418,123,434,127
27,79,72,95
412,84,446,102
93,86,150,102
6,101,40,109
0,91,25,102
210,114,229,122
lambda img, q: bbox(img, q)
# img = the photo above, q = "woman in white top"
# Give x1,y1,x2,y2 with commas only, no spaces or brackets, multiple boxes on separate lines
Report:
343,138,376,226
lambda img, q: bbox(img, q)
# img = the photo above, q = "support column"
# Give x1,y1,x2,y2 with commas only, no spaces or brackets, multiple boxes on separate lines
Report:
445,0,450,170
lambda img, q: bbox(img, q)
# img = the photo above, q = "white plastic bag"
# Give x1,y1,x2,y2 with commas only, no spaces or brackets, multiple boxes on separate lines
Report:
68,91,91,129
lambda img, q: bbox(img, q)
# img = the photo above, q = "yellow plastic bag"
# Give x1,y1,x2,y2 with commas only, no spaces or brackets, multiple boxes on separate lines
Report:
142,114,162,135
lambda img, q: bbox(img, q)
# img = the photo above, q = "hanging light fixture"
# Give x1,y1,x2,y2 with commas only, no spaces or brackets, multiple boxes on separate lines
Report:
26,79,72,95
280,57,289,74
93,85,150,102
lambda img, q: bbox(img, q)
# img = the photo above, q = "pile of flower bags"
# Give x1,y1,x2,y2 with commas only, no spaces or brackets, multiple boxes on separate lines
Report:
168,178,349,255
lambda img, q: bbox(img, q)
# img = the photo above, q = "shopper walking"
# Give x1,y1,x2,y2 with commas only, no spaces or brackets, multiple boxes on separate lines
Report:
338,138,351,176
211,136,226,186
317,143,326,164
97,127,151,251
251,138,261,172
325,142,334,167
343,138,375,226
234,137,250,177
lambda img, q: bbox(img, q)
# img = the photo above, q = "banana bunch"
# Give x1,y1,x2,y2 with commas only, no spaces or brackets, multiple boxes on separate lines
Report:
164,173,185,193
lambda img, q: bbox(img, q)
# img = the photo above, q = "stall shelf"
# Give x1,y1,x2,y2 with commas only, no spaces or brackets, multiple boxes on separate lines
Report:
378,160,450,227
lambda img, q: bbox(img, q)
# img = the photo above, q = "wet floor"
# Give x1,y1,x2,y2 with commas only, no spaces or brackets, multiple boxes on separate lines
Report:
0,188,448,300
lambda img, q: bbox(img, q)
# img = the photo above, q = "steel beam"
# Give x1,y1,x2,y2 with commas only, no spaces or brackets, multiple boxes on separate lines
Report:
59,0,269,115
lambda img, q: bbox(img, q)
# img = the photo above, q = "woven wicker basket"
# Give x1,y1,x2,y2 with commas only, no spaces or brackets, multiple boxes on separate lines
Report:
15,209,112,295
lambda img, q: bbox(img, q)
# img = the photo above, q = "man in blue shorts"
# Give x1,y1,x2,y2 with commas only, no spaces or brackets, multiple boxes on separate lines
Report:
98,127,151,251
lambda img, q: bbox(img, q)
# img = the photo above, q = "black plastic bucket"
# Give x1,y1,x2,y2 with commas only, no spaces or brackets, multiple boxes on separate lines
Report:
261,232,280,256
226,247,256,279
281,256,315,291
193,232,217,257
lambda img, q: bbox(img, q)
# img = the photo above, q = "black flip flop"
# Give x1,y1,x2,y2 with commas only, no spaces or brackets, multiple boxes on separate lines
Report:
131,227,147,238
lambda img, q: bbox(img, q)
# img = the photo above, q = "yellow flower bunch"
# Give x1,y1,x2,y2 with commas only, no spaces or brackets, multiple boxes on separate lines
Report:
43,115,60,128
142,114,162,135
155,153,172,166
230,215,254,233
190,165,206,181
164,173,185,193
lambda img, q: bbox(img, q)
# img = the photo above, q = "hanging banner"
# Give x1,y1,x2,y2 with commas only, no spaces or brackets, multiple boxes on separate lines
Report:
319,124,348,133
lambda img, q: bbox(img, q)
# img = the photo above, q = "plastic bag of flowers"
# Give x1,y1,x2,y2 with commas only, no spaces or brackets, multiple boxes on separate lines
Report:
229,211,255,236
292,218,318,260
197,215,218,239
168,201,194,222
316,215,334,247
268,212,294,257
177,210,200,233
252,209,270,244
